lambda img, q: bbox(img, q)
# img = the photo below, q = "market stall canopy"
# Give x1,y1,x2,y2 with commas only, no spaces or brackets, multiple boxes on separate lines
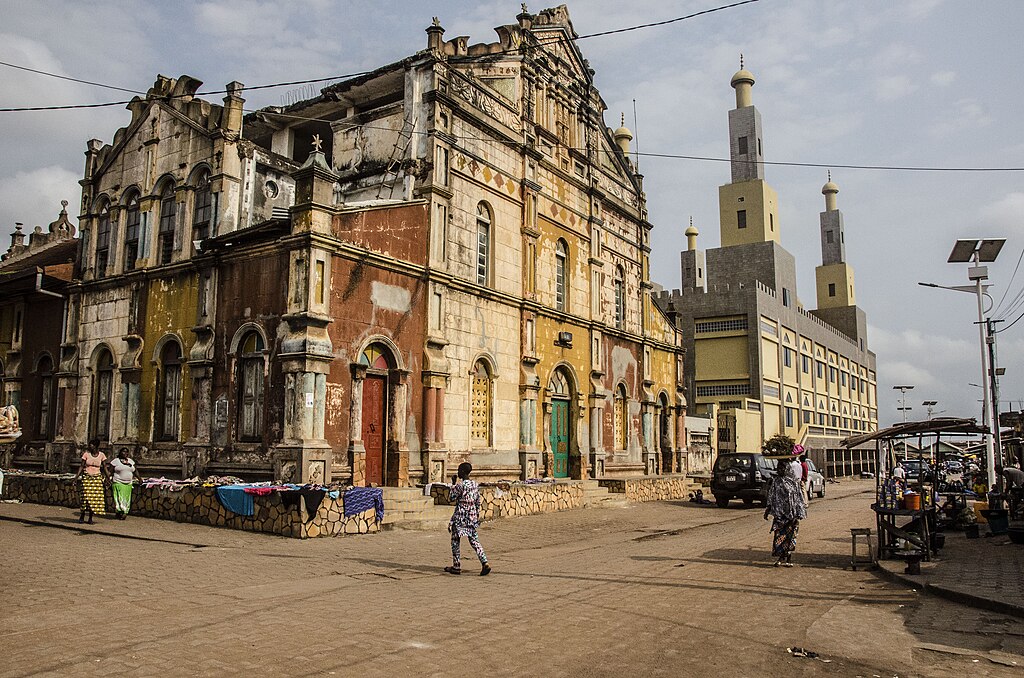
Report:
840,417,987,448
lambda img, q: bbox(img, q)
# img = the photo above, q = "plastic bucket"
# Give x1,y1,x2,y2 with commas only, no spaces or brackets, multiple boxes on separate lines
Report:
903,493,921,511
981,509,1009,535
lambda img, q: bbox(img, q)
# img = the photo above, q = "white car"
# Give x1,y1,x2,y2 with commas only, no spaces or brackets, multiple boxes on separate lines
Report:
805,459,826,499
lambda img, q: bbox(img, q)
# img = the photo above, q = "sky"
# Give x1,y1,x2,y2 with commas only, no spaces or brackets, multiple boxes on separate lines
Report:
2,0,1024,429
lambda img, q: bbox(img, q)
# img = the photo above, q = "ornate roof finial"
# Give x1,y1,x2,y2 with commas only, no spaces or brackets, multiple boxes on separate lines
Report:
621,112,625,126
60,199,68,213
740,53,744,69
521,3,528,13
689,215,693,227
432,16,440,27
312,134,323,153
827,169,831,182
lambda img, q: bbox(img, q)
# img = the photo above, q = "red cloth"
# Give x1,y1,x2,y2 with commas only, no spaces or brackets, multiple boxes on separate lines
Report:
800,461,809,481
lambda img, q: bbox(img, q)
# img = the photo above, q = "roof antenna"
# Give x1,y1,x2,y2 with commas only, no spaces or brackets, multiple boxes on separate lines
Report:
632,98,640,172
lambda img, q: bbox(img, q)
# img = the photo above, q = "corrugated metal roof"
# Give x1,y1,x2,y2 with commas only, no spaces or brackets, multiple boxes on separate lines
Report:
840,417,986,448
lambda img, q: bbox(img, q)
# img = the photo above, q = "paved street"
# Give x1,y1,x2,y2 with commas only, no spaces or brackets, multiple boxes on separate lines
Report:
1,479,1022,677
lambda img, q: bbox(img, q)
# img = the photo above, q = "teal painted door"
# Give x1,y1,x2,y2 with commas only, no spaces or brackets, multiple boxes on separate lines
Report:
551,399,569,478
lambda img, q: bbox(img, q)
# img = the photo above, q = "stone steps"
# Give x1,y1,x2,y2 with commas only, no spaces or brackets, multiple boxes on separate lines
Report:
380,487,452,531
581,480,630,508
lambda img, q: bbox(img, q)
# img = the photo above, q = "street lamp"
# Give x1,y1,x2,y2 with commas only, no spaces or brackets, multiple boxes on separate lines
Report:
925,237,1006,490
893,385,915,424
923,400,938,419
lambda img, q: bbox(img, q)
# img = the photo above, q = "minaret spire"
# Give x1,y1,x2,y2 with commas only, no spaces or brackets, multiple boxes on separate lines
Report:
815,172,856,309
719,60,778,247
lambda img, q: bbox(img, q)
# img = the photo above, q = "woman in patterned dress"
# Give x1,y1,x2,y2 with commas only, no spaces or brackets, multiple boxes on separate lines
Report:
763,460,807,566
444,462,491,576
74,438,108,524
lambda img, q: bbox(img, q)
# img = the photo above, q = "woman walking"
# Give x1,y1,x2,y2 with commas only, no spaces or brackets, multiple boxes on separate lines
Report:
109,447,141,519
444,462,491,576
74,439,108,524
763,460,807,566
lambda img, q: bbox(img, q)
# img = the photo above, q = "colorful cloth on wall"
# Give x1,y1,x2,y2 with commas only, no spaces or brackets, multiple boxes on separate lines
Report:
343,487,384,522
80,475,106,515
215,485,255,516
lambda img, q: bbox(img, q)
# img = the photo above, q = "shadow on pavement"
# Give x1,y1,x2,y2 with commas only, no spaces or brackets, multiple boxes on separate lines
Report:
345,555,903,605
686,547,855,572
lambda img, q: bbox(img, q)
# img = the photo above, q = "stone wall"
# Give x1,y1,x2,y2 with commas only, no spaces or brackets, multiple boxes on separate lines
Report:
0,473,377,539
429,480,583,521
598,475,693,502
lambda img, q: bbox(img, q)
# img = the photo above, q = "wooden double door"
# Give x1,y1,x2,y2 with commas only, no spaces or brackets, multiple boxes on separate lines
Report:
362,374,387,486
551,399,569,479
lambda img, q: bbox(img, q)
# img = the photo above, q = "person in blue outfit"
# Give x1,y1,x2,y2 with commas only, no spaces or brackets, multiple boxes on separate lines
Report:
444,462,491,576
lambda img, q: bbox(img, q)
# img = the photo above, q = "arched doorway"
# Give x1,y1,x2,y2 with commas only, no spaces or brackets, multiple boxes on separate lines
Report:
359,343,392,486
548,367,572,478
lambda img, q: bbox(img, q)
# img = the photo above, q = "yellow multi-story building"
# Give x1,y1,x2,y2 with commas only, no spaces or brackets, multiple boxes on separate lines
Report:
655,63,877,465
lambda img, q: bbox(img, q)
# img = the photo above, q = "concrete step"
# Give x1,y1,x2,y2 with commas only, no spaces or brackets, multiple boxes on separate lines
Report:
382,519,451,532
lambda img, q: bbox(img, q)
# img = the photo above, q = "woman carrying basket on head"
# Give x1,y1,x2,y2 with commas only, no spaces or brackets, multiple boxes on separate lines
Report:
763,460,807,567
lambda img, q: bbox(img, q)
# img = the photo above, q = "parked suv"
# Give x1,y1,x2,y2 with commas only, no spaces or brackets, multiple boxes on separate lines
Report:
711,453,778,508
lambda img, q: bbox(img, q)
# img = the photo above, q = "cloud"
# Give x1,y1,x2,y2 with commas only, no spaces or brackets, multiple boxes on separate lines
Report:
875,75,917,101
930,70,956,86
928,98,992,137
0,166,82,242
980,192,1024,237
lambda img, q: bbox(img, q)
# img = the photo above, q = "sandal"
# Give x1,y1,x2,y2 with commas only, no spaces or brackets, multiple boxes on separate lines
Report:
480,564,491,576
443,566,461,575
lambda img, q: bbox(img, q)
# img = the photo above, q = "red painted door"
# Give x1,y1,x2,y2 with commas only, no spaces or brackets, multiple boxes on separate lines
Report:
362,375,387,486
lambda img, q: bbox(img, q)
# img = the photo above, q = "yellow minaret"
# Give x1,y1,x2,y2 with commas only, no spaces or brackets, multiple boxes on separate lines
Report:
815,173,856,308
718,56,780,247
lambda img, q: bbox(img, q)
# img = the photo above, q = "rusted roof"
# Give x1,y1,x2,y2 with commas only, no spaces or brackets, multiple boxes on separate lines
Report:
0,238,77,277
840,417,987,448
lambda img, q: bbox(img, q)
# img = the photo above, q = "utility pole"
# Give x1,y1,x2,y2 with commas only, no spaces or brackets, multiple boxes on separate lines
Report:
986,318,1005,467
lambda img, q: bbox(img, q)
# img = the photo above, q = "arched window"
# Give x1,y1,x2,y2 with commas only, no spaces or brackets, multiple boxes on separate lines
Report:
359,343,392,370
237,331,266,441
614,384,628,451
95,201,111,277
470,359,492,447
157,182,176,265
555,239,568,312
192,170,213,242
37,355,54,439
124,191,141,271
91,348,115,441
476,202,491,286
614,265,625,330
157,341,182,441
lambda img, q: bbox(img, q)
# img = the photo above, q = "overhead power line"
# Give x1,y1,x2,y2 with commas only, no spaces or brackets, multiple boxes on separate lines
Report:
248,108,1024,174
576,0,761,39
0,60,145,94
0,0,760,112
0,72,372,112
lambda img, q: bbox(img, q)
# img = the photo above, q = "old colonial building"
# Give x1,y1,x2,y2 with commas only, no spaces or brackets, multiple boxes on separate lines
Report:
12,5,686,485
0,205,77,467
654,64,877,458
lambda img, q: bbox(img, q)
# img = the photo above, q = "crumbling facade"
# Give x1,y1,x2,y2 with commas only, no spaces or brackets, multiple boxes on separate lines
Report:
0,204,77,467
11,5,686,485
